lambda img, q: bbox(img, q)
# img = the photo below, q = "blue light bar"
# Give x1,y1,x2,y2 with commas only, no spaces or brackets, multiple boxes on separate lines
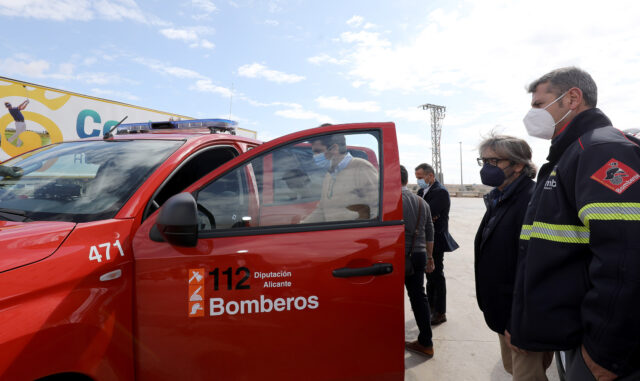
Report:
116,119,238,135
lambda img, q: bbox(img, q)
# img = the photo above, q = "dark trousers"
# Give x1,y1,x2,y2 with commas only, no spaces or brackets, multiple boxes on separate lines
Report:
426,249,446,315
405,251,433,347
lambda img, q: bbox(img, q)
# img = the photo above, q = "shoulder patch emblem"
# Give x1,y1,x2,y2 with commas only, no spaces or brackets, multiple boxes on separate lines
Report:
590,158,640,194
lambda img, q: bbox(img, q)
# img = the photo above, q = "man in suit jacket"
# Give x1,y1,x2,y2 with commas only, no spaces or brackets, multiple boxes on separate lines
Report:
415,163,459,325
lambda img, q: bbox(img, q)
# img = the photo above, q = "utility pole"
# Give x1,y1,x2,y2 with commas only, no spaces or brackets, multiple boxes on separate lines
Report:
419,103,446,183
459,141,463,190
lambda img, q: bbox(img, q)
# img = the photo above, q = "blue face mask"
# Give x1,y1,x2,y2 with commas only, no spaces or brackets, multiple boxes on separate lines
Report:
417,178,429,189
480,163,506,187
313,153,331,170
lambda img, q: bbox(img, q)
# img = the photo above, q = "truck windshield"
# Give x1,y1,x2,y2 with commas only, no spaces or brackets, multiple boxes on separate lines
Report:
0,140,183,222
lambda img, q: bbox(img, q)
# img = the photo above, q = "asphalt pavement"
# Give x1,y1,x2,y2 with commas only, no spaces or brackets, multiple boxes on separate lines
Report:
404,197,561,381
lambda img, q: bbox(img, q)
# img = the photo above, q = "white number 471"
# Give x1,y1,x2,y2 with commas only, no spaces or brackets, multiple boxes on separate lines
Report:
89,240,125,263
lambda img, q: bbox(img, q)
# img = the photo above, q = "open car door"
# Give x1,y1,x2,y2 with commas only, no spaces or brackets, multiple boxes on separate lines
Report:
132,123,405,380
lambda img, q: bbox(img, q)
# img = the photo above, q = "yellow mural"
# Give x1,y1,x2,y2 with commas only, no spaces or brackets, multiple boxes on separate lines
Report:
1,80,68,157
0,82,71,110
0,112,63,156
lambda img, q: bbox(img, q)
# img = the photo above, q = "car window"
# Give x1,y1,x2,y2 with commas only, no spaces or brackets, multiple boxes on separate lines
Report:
196,164,250,230
144,146,238,220
0,140,183,222
195,131,380,230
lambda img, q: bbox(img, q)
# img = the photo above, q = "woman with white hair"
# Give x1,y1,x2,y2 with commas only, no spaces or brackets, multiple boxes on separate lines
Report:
474,133,553,380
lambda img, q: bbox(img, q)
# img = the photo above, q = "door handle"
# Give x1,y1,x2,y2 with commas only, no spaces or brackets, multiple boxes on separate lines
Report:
332,263,393,278
100,269,122,282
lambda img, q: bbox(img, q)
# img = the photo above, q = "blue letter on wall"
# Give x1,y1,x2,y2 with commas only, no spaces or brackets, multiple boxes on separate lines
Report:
102,120,119,135
76,109,101,138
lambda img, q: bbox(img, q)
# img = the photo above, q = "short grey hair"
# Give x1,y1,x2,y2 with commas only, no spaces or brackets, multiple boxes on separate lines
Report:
479,133,537,179
527,66,597,108
319,133,347,154
415,163,434,175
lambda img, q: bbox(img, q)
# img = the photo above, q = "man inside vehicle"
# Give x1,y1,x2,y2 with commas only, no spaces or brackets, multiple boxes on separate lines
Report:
302,133,378,223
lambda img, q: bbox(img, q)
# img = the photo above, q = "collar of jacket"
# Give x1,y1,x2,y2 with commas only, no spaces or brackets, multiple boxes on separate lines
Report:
546,108,612,163
483,174,529,208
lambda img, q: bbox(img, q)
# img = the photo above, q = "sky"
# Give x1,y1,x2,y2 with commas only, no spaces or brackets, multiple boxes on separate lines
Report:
2,0,640,185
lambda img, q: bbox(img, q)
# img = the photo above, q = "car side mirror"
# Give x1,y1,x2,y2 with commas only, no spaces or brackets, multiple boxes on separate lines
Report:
153,192,198,247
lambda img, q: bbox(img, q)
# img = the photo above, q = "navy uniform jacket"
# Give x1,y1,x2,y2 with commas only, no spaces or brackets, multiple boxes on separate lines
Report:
510,108,640,376
417,180,458,253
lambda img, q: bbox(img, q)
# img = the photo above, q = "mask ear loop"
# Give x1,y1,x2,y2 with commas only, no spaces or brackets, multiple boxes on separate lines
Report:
554,109,572,127
544,90,573,128
543,91,569,110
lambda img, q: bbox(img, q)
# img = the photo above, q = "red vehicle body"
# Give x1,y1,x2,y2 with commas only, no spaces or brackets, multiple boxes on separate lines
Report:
0,122,404,380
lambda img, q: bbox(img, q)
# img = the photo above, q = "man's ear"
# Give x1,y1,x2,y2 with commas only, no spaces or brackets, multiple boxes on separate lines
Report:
566,87,584,110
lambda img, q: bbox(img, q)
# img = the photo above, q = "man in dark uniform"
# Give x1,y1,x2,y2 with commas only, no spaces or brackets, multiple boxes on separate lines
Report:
414,163,458,325
511,67,640,381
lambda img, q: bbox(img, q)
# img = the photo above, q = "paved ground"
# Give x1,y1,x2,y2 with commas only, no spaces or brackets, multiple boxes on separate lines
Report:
404,197,561,381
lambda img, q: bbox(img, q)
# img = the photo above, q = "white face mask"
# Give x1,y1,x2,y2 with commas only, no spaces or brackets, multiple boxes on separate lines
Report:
523,91,572,140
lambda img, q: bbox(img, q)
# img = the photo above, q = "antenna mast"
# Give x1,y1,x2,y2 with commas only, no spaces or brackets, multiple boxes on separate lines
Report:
229,82,234,120
419,103,446,183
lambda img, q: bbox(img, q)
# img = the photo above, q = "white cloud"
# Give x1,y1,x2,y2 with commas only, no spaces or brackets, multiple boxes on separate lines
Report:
192,0,217,14
133,58,204,79
237,63,305,84
76,72,124,84
385,107,428,123
243,98,300,108
339,30,391,49
0,0,93,21
192,79,233,98
255,130,280,142
318,0,640,184
0,54,135,87
307,54,346,66
275,104,333,123
265,19,279,26
346,15,363,27
83,57,98,66
316,96,379,112
0,56,51,78
159,26,215,50
332,0,640,112
267,0,282,13
397,133,429,148
387,104,484,126
90,87,139,102
0,0,166,24
199,39,215,49
160,28,199,42
94,0,149,24
163,66,203,79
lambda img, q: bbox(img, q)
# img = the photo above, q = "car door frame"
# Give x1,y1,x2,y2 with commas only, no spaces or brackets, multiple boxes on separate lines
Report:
132,122,405,380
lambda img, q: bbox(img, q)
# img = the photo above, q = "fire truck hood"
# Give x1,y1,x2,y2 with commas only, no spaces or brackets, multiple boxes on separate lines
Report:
0,221,76,273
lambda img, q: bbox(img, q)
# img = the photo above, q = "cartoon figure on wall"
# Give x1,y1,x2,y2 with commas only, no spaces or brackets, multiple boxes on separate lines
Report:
4,99,29,147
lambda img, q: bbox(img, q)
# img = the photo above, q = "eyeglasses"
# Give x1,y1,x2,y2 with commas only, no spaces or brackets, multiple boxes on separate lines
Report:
477,157,510,166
